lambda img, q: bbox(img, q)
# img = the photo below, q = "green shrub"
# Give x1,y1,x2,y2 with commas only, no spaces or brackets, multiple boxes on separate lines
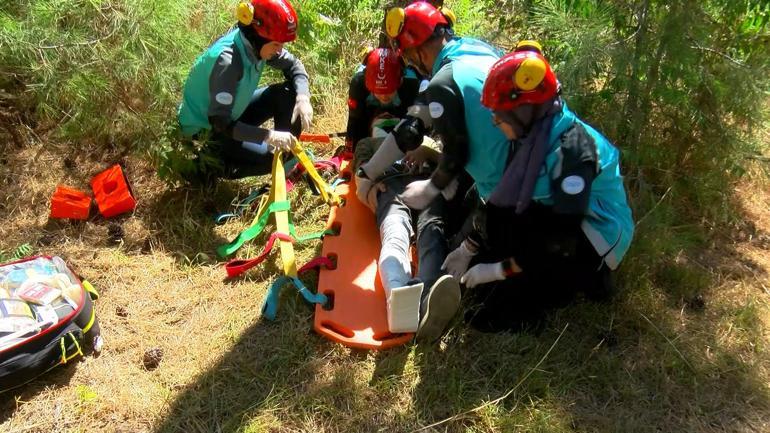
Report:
2,0,768,247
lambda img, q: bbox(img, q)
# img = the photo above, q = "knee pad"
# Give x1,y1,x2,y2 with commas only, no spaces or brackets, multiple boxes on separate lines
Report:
393,116,426,152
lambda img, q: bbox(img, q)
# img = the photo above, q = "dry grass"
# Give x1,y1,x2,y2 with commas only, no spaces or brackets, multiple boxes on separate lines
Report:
0,124,769,432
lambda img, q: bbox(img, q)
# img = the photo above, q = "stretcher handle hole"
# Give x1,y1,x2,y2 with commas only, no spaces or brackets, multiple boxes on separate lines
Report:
320,320,354,338
325,253,338,270
372,331,406,342
329,222,342,236
322,291,335,311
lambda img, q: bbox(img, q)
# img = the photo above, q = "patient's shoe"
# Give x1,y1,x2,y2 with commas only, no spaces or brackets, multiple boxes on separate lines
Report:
386,279,424,333
416,275,461,343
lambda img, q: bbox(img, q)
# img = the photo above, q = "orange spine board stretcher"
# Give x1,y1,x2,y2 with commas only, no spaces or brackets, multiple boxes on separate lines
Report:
314,160,413,349
50,186,92,220
90,164,136,218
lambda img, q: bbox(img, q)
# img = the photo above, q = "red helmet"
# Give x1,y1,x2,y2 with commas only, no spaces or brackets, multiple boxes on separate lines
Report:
386,2,449,51
237,0,298,43
481,48,558,112
364,48,403,95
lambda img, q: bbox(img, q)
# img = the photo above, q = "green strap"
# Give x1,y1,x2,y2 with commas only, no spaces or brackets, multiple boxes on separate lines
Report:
287,220,335,242
217,201,291,258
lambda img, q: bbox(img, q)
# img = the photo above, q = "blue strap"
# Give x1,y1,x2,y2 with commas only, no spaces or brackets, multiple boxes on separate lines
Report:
284,157,299,173
331,177,346,189
215,213,238,225
262,277,328,321
214,185,270,225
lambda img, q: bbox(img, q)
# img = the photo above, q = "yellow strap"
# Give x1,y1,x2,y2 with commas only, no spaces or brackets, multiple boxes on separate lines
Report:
82,280,99,300
69,333,83,359
59,334,83,364
272,151,298,277
82,307,96,334
292,141,341,206
60,337,67,364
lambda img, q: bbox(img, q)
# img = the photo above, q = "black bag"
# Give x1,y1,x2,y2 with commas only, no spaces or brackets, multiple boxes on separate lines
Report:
0,256,101,393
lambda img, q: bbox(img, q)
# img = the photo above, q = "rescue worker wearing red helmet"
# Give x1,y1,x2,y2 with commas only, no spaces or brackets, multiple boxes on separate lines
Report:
347,46,460,336
445,42,634,332
177,0,312,181
355,1,510,342
345,47,423,150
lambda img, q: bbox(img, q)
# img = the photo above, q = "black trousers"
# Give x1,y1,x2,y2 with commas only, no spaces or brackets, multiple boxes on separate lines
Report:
465,203,612,333
212,82,302,179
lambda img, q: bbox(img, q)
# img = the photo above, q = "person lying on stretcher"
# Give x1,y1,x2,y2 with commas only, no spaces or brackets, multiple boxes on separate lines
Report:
349,47,460,341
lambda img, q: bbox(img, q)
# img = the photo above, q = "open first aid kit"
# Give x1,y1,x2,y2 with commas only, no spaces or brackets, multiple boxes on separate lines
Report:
0,256,101,393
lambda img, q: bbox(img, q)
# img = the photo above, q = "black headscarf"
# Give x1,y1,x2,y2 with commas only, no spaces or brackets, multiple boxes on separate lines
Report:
238,23,271,59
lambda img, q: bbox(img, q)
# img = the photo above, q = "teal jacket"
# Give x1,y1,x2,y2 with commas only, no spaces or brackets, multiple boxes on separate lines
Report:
531,104,634,269
177,27,309,141
426,38,509,199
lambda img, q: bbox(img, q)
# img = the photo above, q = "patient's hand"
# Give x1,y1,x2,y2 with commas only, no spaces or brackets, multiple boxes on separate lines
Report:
404,145,439,173
366,182,387,212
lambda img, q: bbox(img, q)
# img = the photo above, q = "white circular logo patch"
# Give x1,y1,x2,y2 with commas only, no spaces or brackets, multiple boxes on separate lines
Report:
429,102,444,118
561,175,585,195
418,80,429,93
215,92,234,105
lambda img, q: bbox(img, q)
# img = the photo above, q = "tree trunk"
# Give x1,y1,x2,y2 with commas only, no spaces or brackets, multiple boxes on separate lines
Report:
619,0,650,147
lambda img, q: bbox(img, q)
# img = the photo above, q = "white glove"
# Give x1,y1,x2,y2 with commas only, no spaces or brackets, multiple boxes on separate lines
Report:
441,240,477,279
399,179,440,210
461,262,505,288
292,94,313,131
265,130,297,152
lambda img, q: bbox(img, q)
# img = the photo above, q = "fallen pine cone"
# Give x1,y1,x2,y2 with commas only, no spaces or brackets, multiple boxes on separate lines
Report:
143,348,163,371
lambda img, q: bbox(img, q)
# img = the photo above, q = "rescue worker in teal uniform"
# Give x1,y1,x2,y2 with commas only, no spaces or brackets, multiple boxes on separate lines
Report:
355,1,509,342
177,0,313,181
446,42,634,332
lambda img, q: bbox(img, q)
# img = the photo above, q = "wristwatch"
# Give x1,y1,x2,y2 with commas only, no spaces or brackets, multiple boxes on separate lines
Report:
356,166,370,179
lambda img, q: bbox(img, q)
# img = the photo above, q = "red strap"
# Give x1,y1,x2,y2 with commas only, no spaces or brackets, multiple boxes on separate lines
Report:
225,232,295,279
328,155,344,170
288,159,340,179
298,256,336,274
299,133,331,143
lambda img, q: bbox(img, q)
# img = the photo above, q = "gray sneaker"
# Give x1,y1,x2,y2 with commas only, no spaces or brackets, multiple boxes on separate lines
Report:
416,275,461,343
